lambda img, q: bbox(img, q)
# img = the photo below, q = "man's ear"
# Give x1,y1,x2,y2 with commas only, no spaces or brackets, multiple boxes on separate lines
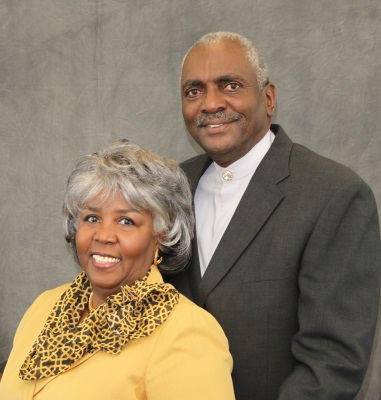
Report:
264,83,276,117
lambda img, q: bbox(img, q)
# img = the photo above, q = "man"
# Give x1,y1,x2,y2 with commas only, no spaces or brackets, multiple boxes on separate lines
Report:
166,32,381,399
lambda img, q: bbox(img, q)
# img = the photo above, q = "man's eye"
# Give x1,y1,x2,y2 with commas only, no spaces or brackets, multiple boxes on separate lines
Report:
224,82,240,91
186,88,201,97
84,215,99,223
119,218,133,226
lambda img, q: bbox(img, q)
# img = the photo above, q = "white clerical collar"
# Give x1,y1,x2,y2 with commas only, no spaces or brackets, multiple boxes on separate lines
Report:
213,129,275,182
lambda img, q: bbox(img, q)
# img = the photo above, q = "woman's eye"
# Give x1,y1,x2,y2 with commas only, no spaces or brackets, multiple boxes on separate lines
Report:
84,215,99,223
119,218,133,226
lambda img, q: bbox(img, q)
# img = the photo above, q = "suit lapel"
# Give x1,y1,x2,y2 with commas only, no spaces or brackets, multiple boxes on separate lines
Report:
191,125,293,305
181,154,212,303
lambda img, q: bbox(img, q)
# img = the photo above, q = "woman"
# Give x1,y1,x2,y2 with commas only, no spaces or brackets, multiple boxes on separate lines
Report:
0,139,235,399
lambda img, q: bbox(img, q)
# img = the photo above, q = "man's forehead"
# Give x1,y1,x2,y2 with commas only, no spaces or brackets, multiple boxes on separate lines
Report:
181,41,254,83
186,39,243,60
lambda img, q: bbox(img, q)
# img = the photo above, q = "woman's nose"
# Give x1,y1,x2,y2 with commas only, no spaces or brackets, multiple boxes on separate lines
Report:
94,223,117,244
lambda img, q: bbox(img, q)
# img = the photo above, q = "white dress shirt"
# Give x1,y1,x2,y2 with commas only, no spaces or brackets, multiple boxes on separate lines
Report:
195,130,275,276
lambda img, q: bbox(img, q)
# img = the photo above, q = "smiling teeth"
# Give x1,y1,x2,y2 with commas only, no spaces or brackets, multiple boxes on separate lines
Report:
93,254,121,263
208,124,223,128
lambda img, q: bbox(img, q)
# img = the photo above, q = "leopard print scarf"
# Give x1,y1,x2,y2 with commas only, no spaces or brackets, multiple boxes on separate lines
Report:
19,267,179,380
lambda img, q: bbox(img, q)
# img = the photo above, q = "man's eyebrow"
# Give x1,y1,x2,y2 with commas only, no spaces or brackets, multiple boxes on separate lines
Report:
217,75,242,83
182,75,243,90
182,79,203,90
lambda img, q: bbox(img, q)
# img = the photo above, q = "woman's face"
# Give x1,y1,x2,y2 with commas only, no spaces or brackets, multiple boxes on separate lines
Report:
76,192,158,300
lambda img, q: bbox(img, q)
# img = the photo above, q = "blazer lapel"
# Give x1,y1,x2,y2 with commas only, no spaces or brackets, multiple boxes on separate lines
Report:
197,125,293,305
33,350,100,396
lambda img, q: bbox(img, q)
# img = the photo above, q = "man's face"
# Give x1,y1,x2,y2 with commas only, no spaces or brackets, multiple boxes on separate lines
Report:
181,40,276,167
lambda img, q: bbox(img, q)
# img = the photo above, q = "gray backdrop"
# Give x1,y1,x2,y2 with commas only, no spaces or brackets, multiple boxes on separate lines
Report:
0,0,380,398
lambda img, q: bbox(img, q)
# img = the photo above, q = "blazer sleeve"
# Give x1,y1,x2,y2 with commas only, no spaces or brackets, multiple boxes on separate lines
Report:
143,298,235,400
279,178,381,399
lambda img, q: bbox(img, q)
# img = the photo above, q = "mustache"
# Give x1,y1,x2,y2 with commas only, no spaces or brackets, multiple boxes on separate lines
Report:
193,111,241,127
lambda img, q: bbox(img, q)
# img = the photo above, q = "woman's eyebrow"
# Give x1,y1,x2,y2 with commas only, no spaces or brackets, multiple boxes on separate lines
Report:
83,206,140,214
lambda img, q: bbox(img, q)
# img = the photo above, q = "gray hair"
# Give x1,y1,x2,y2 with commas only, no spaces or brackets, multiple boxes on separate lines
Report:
63,139,194,274
182,31,270,89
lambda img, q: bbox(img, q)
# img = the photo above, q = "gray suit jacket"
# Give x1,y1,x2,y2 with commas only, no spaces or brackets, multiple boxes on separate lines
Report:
166,125,381,400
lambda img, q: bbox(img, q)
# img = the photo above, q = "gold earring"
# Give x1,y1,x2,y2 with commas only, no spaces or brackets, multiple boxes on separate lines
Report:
153,248,163,266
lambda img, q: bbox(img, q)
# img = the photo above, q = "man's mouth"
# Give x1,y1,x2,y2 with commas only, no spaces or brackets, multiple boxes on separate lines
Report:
207,123,224,128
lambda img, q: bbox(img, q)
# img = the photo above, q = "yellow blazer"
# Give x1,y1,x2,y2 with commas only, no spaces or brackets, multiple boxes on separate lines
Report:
0,267,234,399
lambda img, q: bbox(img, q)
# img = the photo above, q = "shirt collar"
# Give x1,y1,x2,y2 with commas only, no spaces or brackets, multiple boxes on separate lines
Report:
213,129,275,181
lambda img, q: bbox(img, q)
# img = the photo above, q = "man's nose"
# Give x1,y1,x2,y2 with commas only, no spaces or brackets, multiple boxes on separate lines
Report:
201,87,226,114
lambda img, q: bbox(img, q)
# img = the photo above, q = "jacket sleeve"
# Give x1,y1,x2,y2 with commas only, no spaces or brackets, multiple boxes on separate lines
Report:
279,178,381,399
144,298,235,400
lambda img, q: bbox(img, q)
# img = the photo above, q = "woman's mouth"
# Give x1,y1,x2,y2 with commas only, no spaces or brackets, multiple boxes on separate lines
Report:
92,254,121,267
